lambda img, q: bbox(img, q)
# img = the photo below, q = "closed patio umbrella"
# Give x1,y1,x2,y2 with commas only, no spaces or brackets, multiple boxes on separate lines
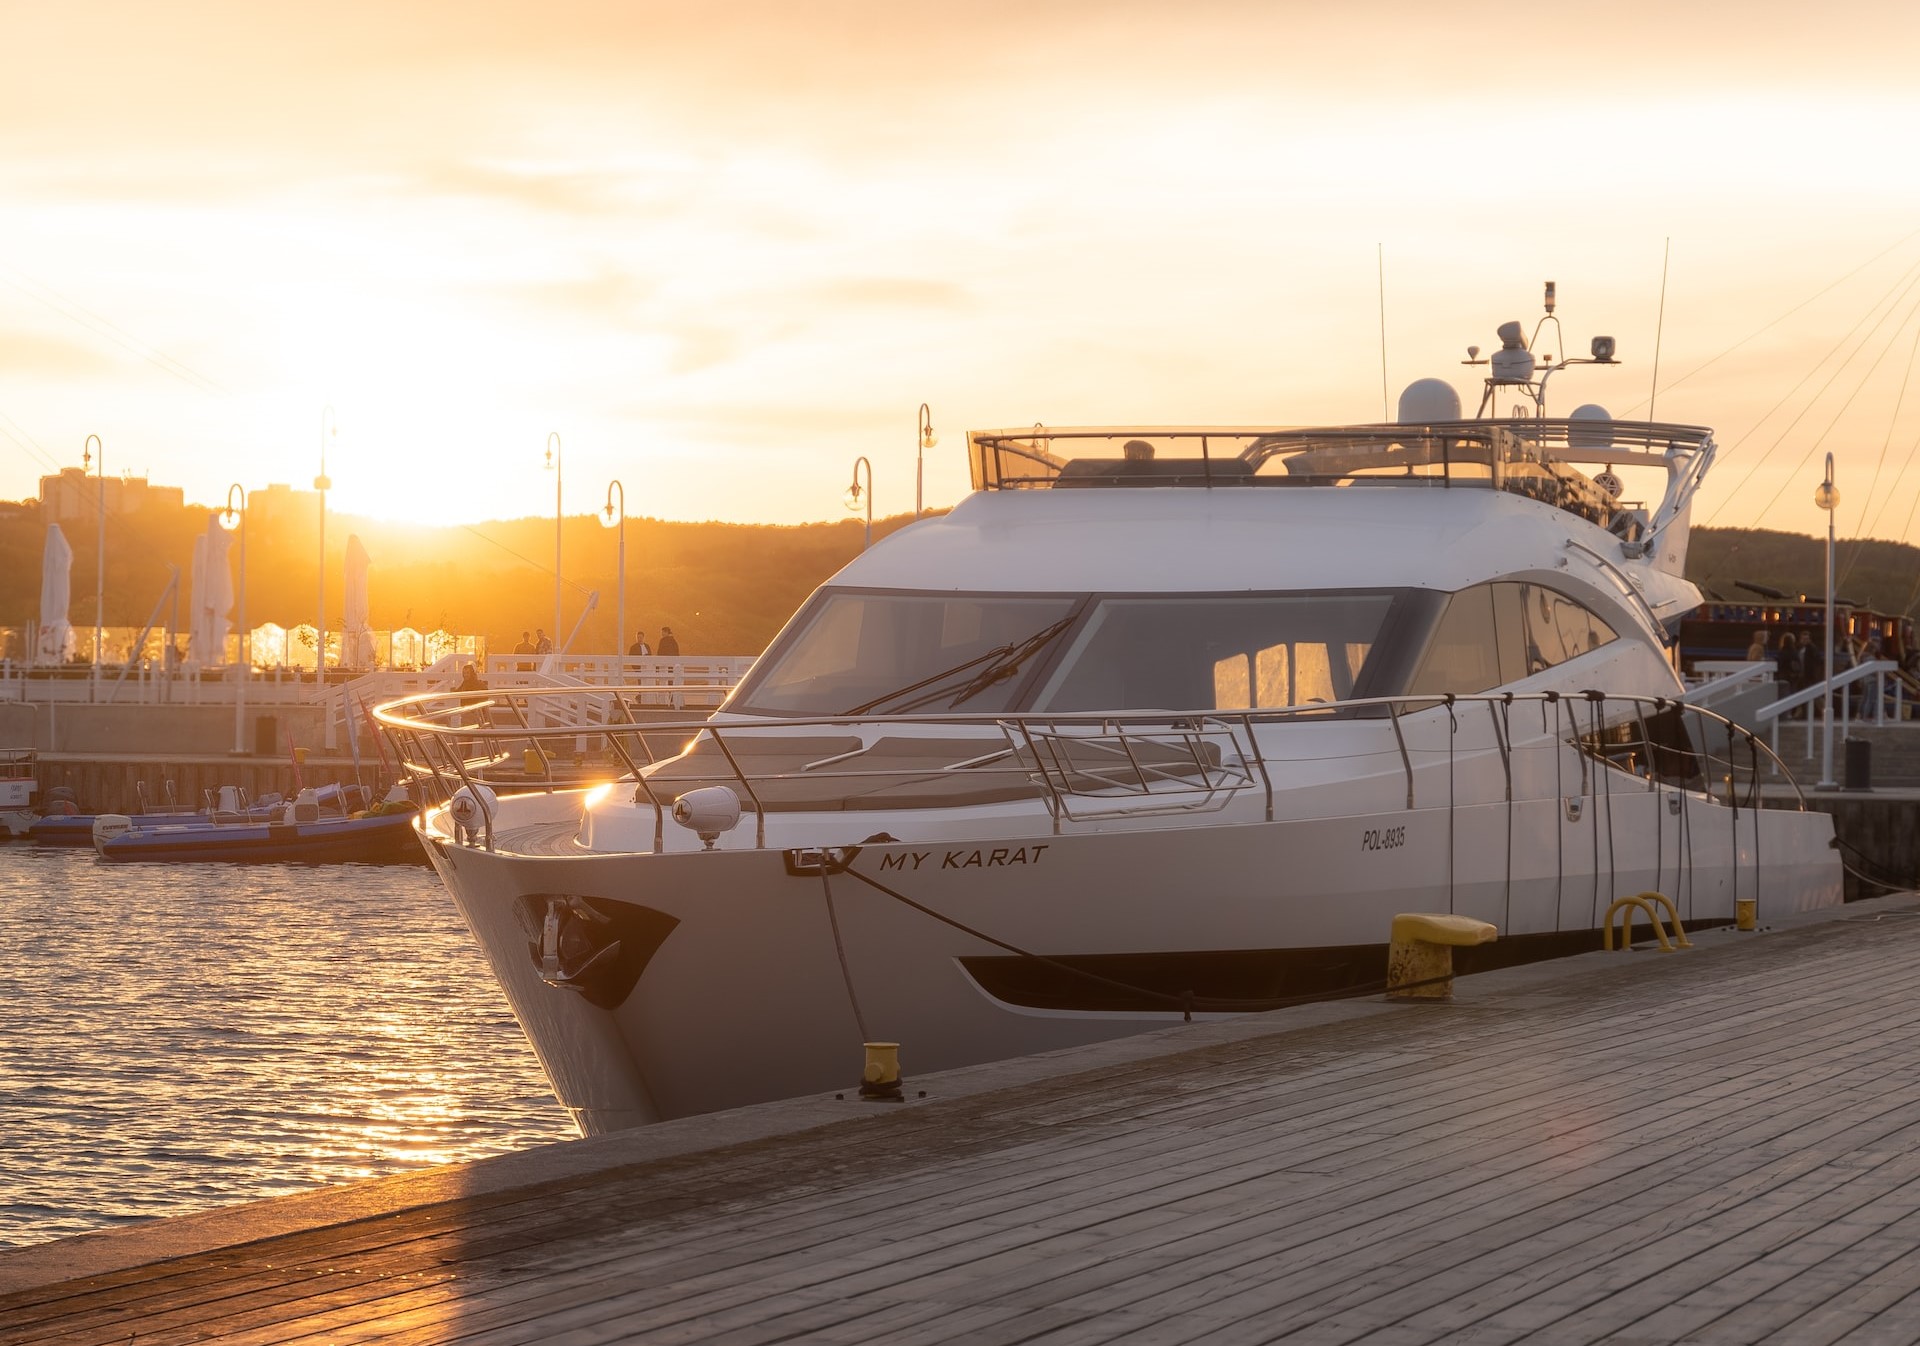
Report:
37,524,73,665
342,534,372,668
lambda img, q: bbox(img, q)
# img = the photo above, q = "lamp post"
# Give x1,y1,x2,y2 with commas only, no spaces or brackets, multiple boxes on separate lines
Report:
315,407,335,681
601,480,626,662
82,434,103,678
1815,452,1840,790
846,456,873,550
915,403,936,520
545,432,563,644
220,485,247,753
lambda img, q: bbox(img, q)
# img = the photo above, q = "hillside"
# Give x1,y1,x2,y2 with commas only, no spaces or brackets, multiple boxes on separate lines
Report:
0,501,916,658
1688,527,1920,616
4,500,1916,663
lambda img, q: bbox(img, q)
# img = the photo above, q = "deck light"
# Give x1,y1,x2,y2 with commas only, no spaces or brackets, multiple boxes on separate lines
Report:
671,786,741,848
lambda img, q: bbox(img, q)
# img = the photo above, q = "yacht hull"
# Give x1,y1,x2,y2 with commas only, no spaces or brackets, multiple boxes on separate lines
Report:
423,789,1840,1135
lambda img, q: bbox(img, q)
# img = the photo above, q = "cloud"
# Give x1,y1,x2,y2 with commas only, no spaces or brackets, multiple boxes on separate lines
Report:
0,329,128,379
405,161,628,219
802,277,969,311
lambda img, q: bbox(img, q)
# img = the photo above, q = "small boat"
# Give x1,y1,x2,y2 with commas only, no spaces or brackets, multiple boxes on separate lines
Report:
0,751,35,839
91,785,425,865
31,784,281,846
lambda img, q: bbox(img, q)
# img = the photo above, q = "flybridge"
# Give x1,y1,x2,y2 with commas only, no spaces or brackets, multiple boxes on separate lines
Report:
968,418,1715,564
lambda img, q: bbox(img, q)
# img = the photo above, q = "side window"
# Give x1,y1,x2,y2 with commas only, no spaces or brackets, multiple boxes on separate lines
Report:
1408,586,1501,696
1415,582,1619,695
1491,583,1532,683
1523,584,1570,669
1512,583,1617,678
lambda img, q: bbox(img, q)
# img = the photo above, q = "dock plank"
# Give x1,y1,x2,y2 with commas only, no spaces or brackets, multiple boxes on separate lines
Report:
10,902,1920,1344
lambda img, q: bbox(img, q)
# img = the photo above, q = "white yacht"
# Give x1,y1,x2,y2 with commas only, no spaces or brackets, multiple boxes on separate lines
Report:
381,293,1843,1135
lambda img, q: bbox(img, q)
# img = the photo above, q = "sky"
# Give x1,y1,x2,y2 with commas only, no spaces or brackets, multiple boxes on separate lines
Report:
3,1,1920,541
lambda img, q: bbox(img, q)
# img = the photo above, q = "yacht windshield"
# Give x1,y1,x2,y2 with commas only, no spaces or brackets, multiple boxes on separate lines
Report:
729,588,1422,717
1032,594,1401,712
730,592,1083,716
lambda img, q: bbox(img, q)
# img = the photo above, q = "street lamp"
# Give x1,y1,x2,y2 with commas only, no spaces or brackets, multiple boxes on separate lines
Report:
1815,452,1840,790
82,434,102,678
220,485,247,753
915,403,936,520
545,432,563,644
846,456,873,550
316,407,336,680
601,480,626,661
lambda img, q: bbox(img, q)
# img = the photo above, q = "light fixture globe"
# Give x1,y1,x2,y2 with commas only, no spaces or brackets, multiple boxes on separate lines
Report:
1815,481,1840,512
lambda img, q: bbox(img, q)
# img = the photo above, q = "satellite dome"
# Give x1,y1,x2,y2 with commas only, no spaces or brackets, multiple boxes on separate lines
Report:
1568,403,1614,451
1397,378,1462,425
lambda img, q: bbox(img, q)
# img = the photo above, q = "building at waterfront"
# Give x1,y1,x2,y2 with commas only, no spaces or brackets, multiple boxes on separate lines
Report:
37,467,184,523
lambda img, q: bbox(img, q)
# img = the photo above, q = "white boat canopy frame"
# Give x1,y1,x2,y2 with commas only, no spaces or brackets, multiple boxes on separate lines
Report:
970,419,1715,568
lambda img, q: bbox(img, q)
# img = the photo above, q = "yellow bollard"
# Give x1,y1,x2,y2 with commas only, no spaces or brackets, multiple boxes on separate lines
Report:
1736,897,1757,932
1387,913,1498,1001
860,1041,904,1101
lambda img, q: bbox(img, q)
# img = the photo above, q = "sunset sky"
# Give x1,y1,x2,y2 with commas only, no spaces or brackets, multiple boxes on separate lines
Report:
4,1,1920,543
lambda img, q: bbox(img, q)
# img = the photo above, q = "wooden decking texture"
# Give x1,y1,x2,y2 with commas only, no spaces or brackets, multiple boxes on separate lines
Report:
10,902,1920,1344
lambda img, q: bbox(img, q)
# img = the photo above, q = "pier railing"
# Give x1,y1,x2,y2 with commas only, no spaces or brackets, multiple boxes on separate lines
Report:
373,687,1807,855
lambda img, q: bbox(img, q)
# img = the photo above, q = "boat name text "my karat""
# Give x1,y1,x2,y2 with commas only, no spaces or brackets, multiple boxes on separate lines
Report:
878,845,1050,872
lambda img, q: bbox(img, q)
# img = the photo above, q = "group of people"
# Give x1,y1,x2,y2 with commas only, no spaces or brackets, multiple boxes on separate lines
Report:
505,626,680,659
625,626,679,657
1746,627,1907,717
455,620,684,696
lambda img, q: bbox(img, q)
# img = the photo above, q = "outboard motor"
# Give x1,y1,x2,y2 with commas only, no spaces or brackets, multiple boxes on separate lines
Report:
92,815,133,849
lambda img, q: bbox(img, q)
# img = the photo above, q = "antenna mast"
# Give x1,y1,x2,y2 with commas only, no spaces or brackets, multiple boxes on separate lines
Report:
1377,243,1389,421
1648,238,1671,422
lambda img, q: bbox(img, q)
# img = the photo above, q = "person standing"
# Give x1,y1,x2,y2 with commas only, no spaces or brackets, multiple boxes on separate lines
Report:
656,626,679,657
627,630,650,657
1774,629,1801,688
534,628,553,655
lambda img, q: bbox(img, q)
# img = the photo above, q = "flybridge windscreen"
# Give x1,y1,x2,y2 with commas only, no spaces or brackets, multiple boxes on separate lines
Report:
728,588,1427,718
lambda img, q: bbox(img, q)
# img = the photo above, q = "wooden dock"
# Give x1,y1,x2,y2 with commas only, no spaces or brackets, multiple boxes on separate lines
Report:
8,896,1920,1344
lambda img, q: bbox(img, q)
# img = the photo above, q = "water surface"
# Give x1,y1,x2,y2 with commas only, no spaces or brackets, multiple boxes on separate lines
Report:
0,846,572,1249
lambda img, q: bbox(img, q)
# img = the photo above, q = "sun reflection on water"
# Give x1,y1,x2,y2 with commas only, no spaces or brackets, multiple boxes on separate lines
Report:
0,847,573,1248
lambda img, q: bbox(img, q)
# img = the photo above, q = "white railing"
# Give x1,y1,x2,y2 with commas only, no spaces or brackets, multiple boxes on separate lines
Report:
375,687,1803,855
0,661,332,707
1682,660,1780,713
481,654,754,711
309,655,754,748
1756,660,1909,768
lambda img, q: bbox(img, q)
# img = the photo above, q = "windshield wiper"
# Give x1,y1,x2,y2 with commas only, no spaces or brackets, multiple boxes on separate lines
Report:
844,615,1078,716
946,617,1079,708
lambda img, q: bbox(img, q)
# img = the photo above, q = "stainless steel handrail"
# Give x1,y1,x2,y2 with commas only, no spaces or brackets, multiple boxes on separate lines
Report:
379,686,1809,860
